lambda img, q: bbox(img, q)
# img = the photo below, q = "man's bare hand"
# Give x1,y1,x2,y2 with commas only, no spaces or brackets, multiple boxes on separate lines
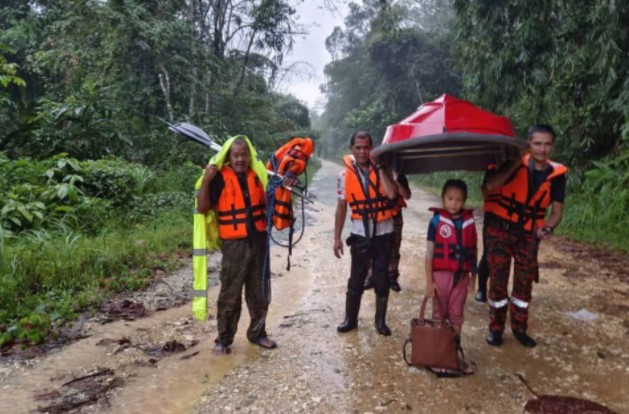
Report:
204,164,218,182
333,238,344,258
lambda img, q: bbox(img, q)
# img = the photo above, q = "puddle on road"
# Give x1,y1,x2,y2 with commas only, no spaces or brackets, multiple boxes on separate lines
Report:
0,206,320,414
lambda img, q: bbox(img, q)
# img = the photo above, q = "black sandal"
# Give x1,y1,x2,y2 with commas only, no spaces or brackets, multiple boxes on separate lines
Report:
212,343,232,355
251,337,277,349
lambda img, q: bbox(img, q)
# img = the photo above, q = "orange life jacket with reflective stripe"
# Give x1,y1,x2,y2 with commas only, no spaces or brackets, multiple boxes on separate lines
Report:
216,167,266,239
266,137,315,230
483,154,568,231
343,155,394,223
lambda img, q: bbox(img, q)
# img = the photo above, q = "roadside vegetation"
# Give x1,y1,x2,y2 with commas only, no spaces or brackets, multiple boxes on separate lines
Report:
0,1,320,348
0,154,199,346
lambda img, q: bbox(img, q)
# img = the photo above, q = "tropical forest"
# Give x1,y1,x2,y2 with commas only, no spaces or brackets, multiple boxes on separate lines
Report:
0,0,627,375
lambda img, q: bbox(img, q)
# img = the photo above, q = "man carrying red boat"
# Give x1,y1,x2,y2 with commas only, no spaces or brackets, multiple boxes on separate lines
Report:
483,124,568,348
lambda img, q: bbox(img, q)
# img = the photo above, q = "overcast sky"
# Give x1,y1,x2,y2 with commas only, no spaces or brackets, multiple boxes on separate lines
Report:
279,1,349,113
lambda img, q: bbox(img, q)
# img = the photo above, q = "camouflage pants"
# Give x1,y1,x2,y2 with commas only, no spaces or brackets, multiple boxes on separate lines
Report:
388,213,404,274
215,232,270,346
486,221,539,334
477,219,489,293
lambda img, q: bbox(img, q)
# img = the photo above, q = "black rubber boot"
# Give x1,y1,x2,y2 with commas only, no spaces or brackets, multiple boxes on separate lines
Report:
389,270,401,292
512,330,537,348
337,293,362,333
486,330,503,346
375,295,391,336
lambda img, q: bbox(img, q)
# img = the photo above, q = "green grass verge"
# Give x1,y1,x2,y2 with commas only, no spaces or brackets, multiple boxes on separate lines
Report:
0,209,191,347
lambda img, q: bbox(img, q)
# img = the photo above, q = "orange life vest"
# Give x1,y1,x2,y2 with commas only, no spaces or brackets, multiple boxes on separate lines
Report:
343,155,394,223
266,137,315,231
266,137,314,177
483,154,568,231
216,166,266,239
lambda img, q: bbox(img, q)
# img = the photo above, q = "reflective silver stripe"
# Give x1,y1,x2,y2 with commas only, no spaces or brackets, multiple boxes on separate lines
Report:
439,216,454,227
193,289,207,298
462,218,475,228
510,296,529,309
193,248,208,256
488,298,509,308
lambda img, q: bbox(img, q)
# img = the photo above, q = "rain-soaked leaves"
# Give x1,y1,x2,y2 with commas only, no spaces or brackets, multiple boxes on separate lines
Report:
99,299,147,321
34,367,123,413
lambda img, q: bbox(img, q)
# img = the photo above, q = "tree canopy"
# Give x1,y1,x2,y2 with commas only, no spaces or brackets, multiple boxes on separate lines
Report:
0,0,313,165
318,0,461,154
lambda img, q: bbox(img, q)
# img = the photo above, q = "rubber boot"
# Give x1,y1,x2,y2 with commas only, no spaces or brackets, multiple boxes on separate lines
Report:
375,295,391,336
389,269,401,292
337,293,362,332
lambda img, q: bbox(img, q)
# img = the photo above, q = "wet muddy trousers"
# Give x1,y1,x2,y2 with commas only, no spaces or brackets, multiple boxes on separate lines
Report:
338,232,394,334
215,234,270,346
346,233,394,297
486,222,539,334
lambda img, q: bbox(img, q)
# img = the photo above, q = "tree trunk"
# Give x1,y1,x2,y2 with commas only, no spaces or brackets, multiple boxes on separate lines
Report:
233,29,257,98
157,62,174,122
205,71,212,116
188,0,198,119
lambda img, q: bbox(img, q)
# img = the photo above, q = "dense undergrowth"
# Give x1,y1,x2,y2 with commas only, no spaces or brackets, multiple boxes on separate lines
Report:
0,154,198,347
0,153,320,348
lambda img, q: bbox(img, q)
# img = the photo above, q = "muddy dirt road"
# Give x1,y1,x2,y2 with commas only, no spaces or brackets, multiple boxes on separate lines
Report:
1,159,628,414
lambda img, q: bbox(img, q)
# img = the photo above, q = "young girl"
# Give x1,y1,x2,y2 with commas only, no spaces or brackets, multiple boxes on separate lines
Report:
425,179,477,375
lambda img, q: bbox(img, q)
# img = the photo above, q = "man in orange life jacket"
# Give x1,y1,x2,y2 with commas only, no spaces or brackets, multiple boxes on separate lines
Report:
334,131,398,336
483,124,568,348
364,171,411,292
197,137,277,354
